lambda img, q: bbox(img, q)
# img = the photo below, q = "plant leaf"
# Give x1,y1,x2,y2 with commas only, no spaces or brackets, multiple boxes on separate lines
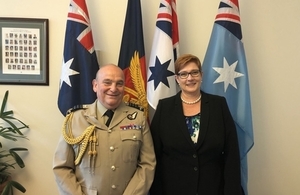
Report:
9,149,27,168
0,90,8,115
2,180,26,194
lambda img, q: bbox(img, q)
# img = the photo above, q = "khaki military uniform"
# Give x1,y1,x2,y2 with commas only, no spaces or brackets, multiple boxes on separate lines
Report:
53,100,156,195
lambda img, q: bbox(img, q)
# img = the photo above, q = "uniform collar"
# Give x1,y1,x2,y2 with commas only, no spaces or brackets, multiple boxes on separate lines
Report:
96,100,109,118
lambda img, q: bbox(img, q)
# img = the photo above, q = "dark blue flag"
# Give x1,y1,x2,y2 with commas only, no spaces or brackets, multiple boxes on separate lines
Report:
201,0,254,194
58,0,99,116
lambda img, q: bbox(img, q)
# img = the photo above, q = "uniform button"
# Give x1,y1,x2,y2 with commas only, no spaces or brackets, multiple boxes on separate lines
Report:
194,167,198,171
193,154,197,158
111,185,116,189
111,165,116,171
133,135,136,139
110,146,115,151
108,129,112,133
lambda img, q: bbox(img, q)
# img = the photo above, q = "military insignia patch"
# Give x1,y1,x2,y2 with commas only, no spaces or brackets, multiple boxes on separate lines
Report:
126,102,144,111
66,104,88,115
127,111,138,120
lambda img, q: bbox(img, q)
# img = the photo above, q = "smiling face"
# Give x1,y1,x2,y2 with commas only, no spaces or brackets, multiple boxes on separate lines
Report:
92,64,125,109
174,54,203,96
175,62,202,94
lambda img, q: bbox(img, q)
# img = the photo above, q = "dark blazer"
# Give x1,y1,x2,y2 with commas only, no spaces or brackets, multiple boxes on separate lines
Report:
149,91,242,195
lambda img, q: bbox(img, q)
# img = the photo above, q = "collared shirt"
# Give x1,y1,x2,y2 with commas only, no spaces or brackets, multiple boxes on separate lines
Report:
96,100,115,125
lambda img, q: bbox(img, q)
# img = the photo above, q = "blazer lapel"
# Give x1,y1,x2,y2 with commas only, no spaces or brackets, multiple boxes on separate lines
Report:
195,92,209,150
174,93,197,148
109,102,129,128
84,101,105,128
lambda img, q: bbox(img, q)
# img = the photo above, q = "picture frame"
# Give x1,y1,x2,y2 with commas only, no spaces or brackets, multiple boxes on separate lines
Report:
0,18,49,85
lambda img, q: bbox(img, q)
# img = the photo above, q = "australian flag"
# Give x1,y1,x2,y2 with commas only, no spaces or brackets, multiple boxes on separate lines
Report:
118,0,148,116
201,0,254,194
147,0,179,110
58,0,99,116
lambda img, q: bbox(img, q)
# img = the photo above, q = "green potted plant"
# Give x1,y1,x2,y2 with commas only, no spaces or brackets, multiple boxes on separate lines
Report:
0,90,29,195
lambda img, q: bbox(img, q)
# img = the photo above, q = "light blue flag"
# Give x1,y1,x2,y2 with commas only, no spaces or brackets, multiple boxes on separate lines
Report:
201,0,254,194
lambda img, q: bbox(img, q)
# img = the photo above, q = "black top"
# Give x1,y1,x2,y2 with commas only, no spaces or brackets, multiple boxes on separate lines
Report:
149,91,242,195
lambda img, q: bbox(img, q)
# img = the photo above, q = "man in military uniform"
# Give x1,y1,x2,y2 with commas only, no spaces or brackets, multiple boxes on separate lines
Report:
53,64,156,195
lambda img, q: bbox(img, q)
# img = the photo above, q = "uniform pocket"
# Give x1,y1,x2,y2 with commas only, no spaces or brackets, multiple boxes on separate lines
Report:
120,130,143,163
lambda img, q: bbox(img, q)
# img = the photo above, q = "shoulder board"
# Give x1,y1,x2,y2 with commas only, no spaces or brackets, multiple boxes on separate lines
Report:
66,104,88,115
126,102,144,112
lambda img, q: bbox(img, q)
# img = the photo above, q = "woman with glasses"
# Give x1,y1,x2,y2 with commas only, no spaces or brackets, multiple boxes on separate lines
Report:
149,54,242,195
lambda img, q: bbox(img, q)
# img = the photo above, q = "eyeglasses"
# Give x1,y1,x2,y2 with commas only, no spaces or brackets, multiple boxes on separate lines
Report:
177,70,201,79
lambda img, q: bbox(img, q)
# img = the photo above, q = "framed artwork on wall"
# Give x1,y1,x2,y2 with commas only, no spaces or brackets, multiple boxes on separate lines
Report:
0,18,49,85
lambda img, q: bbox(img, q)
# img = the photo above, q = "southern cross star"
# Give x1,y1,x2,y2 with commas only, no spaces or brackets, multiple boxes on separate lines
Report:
148,56,174,90
213,57,244,92
60,58,79,88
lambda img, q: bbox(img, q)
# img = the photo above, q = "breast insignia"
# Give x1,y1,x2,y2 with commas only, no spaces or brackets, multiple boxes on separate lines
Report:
127,111,138,120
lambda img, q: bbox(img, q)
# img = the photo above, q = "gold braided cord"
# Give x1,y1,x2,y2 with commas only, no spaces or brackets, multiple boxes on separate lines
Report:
62,112,96,165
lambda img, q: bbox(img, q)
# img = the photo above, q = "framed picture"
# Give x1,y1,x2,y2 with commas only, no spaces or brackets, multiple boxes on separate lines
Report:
0,18,49,85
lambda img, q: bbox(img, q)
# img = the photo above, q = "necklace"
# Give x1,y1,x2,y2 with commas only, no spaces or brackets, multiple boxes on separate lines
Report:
181,94,202,105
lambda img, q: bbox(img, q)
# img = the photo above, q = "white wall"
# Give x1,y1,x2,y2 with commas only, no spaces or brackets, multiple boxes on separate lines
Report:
0,0,300,194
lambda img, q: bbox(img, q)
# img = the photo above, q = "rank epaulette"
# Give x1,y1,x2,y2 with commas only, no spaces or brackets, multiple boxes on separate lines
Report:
66,104,88,115
126,102,144,112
